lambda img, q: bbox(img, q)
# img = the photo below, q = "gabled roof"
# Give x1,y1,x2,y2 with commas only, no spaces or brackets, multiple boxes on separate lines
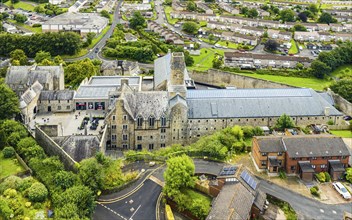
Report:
256,137,285,152
40,90,75,100
58,135,100,162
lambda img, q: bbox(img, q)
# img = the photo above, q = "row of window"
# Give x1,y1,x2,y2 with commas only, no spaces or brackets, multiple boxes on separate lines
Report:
292,156,347,160
112,135,167,141
261,152,283,156
54,106,70,110
40,100,70,104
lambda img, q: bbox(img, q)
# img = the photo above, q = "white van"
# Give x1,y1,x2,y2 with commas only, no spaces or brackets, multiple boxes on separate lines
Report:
333,182,351,199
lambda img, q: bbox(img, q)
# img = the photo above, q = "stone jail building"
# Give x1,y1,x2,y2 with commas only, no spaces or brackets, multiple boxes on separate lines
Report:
104,52,343,150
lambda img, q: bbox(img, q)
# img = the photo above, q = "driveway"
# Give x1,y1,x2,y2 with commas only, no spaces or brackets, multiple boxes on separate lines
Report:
259,180,352,219
93,179,162,220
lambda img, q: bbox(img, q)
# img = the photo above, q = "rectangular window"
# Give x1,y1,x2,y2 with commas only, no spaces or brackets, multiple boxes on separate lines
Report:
122,134,128,141
137,136,142,141
161,135,165,140
161,144,165,148
311,165,316,169
122,144,128,149
292,158,296,160
67,100,70,103
312,157,317,160
278,152,282,156
342,156,347,159
149,144,154,150
291,166,296,170
161,128,166,133
123,115,127,120
111,125,116,129
261,152,267,156
66,106,70,110
261,160,267,166
122,125,128,130
111,135,116,140
320,164,326,169
112,115,116,120
57,106,61,110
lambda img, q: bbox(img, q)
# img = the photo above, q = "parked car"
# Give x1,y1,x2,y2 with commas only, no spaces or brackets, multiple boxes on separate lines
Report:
343,115,352,121
333,182,351,200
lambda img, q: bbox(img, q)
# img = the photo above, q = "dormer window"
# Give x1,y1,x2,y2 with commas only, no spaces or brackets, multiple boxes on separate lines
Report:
137,116,143,127
161,116,166,127
149,116,155,128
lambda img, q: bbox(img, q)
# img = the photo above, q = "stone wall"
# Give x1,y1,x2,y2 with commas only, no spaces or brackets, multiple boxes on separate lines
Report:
35,125,77,171
39,125,58,137
190,69,296,89
328,90,352,116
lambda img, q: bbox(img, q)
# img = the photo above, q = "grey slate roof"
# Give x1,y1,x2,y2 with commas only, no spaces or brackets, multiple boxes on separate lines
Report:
298,161,315,172
19,81,43,108
58,135,100,162
328,160,345,172
207,182,254,220
40,90,75,100
186,88,342,118
89,76,140,86
284,136,350,158
256,135,350,158
256,137,285,152
75,85,117,99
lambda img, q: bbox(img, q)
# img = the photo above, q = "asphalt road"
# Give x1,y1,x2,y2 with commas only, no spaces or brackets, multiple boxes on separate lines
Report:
93,179,162,220
259,180,352,220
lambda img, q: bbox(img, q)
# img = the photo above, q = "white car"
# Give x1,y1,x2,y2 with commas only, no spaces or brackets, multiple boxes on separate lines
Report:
333,182,351,200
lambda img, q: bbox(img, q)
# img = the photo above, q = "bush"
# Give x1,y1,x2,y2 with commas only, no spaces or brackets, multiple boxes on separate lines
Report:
327,120,334,125
0,176,22,193
316,172,330,182
32,24,42,27
324,172,331,182
310,186,320,197
27,182,48,202
2,146,16,158
279,170,287,179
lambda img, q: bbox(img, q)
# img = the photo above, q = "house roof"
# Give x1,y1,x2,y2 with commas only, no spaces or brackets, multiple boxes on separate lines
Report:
298,161,315,173
256,137,285,152
224,52,312,62
206,182,255,220
186,88,342,119
75,85,117,99
328,160,346,172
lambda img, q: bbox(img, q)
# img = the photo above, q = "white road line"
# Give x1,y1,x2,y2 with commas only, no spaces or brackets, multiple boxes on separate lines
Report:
332,210,337,214
129,204,142,220
320,209,324,213
99,203,128,220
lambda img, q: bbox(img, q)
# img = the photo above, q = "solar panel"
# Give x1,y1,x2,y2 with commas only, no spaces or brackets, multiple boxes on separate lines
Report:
240,170,257,190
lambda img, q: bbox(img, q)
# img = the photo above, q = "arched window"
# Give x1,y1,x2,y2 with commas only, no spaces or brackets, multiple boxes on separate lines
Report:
149,116,155,128
137,116,143,127
161,116,166,127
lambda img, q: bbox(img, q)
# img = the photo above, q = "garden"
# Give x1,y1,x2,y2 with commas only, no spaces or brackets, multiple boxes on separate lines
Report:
0,148,25,180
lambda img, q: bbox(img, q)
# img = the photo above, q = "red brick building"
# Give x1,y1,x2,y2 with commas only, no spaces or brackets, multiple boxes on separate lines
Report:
252,135,350,182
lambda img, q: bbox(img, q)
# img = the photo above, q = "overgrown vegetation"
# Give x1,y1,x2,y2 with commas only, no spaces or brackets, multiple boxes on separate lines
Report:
315,172,331,183
267,195,297,220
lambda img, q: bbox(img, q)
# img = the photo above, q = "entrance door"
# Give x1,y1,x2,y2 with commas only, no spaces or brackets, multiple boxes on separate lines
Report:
273,166,278,172
48,106,51,112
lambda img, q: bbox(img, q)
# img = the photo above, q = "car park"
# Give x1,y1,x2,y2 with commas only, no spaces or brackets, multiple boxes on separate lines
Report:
332,182,351,200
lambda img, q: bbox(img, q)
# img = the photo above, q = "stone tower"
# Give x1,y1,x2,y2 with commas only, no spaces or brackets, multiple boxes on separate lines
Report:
168,52,187,98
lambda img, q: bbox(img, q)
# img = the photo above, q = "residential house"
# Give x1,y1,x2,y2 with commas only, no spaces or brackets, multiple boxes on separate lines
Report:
120,3,152,12
172,0,186,11
147,21,184,45
218,3,240,15
325,9,352,17
207,21,230,30
252,136,350,182
38,90,75,113
304,23,318,32
19,81,43,124
317,23,330,32
335,15,352,22
343,23,352,32
335,33,352,42
240,26,264,36
294,31,320,41
196,2,214,14
258,20,280,29
318,32,335,42
267,29,291,41
221,32,258,46
330,23,344,32
258,9,270,17
100,60,140,76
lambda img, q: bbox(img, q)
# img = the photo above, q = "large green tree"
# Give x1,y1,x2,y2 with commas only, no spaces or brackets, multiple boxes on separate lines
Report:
279,9,295,22
310,60,331,79
35,51,51,64
78,158,103,193
129,11,145,29
330,79,352,103
264,39,279,52
164,155,195,198
0,82,20,120
0,120,27,149
275,114,295,130
182,22,198,34
64,59,99,88
318,12,337,24
10,49,28,65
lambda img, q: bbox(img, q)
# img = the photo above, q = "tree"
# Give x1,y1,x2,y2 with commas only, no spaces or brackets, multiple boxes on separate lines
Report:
53,55,65,65
35,51,51,64
0,120,27,149
14,13,27,23
164,155,195,198
240,6,248,15
275,114,295,130
54,171,76,190
231,125,244,141
330,79,352,103
0,82,20,120
78,158,103,193
298,12,308,22
182,21,198,34
187,1,196,11
247,8,258,18
100,10,110,19
293,24,307,31
318,12,337,24
27,182,48,202
346,168,352,183
2,146,15,158
10,49,28,65
264,39,279,52
310,60,331,79
64,59,99,88
279,9,295,22
307,4,318,14
208,34,215,42
212,54,223,69
129,11,145,29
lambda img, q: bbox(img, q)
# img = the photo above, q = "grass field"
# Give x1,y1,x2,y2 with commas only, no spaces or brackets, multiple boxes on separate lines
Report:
0,152,25,179
217,40,239,49
8,19,42,33
4,1,36,11
61,49,88,59
90,25,110,49
190,48,224,72
164,6,179,25
235,72,332,91
330,130,352,138
331,64,352,79
288,39,298,54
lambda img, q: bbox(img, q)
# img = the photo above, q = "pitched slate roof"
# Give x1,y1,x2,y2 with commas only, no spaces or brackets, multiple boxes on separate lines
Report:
186,88,342,119
58,135,100,162
19,81,43,108
256,137,285,152
298,161,315,172
39,90,75,100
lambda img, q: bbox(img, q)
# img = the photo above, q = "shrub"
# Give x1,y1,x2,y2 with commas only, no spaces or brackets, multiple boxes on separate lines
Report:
279,170,287,179
27,182,48,202
310,187,320,197
324,172,331,182
315,172,326,182
2,146,16,158
0,176,22,193
32,24,42,27
327,120,334,125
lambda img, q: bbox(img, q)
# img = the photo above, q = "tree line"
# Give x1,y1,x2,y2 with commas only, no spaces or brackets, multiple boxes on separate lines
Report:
0,32,82,57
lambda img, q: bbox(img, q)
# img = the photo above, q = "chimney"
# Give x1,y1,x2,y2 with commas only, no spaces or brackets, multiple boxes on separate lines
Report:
324,107,330,116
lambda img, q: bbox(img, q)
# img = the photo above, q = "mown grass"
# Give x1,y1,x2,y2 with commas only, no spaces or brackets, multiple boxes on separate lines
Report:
0,152,25,179
8,19,42,33
5,1,36,11
288,39,298,54
189,48,224,72
164,6,179,25
331,64,352,79
61,49,88,59
330,130,352,138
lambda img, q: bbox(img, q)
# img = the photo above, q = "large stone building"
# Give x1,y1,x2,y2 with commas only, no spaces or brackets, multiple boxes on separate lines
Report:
104,52,343,150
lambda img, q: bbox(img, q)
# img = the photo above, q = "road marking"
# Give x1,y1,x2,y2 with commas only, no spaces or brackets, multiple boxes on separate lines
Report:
332,210,337,214
129,204,141,220
156,192,163,220
320,209,324,213
149,175,165,187
98,203,128,220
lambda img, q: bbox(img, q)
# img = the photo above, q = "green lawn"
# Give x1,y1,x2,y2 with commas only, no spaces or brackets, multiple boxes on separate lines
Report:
217,40,239,49
331,64,352,79
0,152,25,179
199,21,207,27
190,48,224,72
4,1,36,11
235,72,332,91
330,130,352,138
8,19,42,33
164,6,179,25
90,25,111,49
288,39,298,54
61,49,88,59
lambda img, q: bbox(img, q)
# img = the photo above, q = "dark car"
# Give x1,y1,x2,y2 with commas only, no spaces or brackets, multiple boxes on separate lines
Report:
343,116,352,121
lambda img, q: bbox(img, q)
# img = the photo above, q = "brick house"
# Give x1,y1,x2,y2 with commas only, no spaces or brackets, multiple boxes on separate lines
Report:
252,135,350,182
